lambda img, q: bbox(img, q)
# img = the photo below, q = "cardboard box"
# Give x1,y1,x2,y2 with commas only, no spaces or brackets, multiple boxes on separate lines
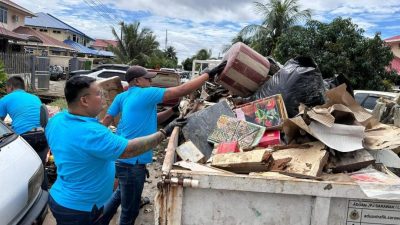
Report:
235,94,288,129
217,42,270,97
258,130,281,147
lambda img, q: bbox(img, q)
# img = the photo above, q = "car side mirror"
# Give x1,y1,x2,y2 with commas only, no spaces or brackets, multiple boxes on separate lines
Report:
40,104,49,128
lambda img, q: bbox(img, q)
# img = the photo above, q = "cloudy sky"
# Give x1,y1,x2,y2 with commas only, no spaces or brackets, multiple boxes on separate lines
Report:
14,0,400,63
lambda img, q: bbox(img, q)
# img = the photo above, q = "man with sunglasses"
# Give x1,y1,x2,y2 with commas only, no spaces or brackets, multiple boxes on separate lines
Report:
102,63,226,225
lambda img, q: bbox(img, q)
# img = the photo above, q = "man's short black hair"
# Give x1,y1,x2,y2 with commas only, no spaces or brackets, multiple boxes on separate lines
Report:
6,76,25,90
65,76,96,104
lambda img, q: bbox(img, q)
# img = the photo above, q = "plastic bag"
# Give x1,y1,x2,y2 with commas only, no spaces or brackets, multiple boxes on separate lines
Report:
246,56,326,118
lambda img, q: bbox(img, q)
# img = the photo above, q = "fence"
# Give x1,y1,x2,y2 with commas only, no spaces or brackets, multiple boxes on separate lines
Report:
0,53,50,91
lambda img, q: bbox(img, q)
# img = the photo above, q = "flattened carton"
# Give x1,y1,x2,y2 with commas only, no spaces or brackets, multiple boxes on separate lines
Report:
218,42,270,97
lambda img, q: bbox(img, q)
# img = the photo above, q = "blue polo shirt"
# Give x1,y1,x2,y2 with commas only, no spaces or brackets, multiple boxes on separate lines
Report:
45,111,128,212
107,86,166,164
0,89,41,134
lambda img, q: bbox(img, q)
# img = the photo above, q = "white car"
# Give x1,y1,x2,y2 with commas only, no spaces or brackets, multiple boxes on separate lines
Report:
81,69,129,90
0,120,48,224
354,90,399,112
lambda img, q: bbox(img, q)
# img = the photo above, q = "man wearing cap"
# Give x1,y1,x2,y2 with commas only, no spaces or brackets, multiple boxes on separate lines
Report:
102,62,226,225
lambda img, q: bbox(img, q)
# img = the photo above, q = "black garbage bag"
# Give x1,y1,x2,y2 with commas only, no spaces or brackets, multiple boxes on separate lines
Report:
323,74,354,97
246,56,326,118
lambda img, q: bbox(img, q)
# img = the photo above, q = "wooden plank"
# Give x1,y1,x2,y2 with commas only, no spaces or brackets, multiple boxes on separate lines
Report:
211,149,271,173
162,127,180,175
272,141,328,178
326,149,375,173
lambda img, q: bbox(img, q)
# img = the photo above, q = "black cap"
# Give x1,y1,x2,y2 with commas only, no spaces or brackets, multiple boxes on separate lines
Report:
126,66,157,83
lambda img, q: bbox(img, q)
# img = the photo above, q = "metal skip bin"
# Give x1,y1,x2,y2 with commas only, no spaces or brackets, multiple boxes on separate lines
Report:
155,128,400,225
36,71,50,90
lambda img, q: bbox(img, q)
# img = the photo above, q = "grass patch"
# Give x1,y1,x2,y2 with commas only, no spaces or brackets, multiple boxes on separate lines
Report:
49,98,67,109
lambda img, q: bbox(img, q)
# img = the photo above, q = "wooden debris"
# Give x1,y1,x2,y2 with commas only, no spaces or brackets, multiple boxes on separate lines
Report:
96,76,123,123
270,157,292,171
211,150,272,174
272,141,328,179
173,161,232,174
176,141,205,163
326,149,375,173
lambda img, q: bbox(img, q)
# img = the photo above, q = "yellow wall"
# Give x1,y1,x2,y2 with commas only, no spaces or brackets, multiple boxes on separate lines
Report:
0,9,26,31
29,26,92,46
389,42,400,58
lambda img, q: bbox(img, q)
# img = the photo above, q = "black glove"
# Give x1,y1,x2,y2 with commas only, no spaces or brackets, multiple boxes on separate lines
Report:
208,61,227,80
160,118,187,136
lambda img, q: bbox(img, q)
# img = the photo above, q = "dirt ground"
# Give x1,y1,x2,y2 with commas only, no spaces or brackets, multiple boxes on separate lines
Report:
43,142,166,225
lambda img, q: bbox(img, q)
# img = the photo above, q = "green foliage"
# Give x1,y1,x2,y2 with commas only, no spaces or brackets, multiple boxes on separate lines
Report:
274,17,396,91
110,21,159,66
0,60,8,97
49,98,67,109
84,60,92,70
239,0,311,56
182,57,193,71
145,49,178,69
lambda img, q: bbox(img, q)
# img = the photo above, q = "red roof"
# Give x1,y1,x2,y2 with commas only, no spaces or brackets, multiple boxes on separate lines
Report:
13,26,75,51
389,56,400,75
92,39,118,48
0,27,39,41
384,35,400,42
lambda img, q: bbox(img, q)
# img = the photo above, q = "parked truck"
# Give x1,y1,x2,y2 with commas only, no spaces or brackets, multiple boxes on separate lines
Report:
154,128,400,225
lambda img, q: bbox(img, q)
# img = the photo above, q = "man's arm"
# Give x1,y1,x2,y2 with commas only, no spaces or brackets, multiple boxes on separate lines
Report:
101,114,114,127
157,108,174,124
119,131,165,159
163,73,209,101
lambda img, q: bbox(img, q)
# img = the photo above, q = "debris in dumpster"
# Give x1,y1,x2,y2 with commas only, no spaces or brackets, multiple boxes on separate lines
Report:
326,149,375,173
368,149,400,169
271,142,328,179
258,130,281,148
208,115,265,149
211,149,272,173
216,141,240,154
244,56,326,118
173,161,232,174
182,100,235,159
176,141,205,163
350,167,400,200
364,123,400,153
235,94,287,129
217,42,271,97
269,157,292,171
249,171,295,179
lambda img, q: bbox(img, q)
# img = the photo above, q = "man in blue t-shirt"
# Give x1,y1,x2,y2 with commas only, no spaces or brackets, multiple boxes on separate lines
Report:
102,62,226,225
45,76,185,225
0,76,49,189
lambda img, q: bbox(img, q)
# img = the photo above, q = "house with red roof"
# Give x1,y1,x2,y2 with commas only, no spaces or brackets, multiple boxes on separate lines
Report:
91,39,118,51
384,35,400,75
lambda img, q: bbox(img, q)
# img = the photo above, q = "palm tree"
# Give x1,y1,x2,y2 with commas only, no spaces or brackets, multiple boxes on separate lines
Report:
109,21,159,65
164,46,178,62
240,0,311,55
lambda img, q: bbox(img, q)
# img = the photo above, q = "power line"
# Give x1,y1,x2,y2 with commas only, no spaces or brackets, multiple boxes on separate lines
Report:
82,0,119,28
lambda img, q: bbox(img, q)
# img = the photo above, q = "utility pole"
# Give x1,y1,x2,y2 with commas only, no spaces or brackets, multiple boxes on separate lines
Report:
165,29,168,50
120,21,124,41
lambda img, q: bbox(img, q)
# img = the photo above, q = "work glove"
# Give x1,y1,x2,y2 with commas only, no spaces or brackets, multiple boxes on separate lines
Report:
160,118,187,136
207,61,227,81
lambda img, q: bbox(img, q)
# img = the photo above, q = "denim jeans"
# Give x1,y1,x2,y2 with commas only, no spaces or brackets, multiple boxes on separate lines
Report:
49,194,107,225
103,162,146,225
21,130,49,190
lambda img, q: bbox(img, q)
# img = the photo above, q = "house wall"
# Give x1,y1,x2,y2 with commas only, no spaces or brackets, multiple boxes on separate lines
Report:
0,7,26,31
389,42,400,58
49,55,93,71
28,26,92,47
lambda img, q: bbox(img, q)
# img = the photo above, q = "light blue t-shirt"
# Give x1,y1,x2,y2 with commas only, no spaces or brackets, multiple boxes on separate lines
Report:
107,86,166,164
45,111,128,212
0,89,41,134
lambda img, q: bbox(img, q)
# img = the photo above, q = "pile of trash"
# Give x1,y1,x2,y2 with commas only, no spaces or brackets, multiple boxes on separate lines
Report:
169,42,400,200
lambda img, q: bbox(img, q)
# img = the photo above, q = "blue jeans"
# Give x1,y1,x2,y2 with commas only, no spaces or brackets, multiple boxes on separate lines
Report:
103,162,146,225
49,195,108,225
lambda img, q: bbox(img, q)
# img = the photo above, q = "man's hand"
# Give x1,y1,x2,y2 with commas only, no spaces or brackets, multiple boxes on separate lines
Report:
171,103,180,113
208,61,227,80
160,118,187,136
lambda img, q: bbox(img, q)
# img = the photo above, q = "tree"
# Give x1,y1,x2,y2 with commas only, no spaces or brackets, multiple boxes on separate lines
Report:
182,57,193,71
146,49,178,69
239,0,311,56
274,17,397,91
165,46,178,62
109,21,159,65
194,49,212,60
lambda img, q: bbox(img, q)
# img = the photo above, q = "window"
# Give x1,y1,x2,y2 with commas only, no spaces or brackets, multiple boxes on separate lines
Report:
72,34,76,42
363,96,380,110
98,71,126,81
39,29,48,32
52,30,61,34
0,6,7,23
